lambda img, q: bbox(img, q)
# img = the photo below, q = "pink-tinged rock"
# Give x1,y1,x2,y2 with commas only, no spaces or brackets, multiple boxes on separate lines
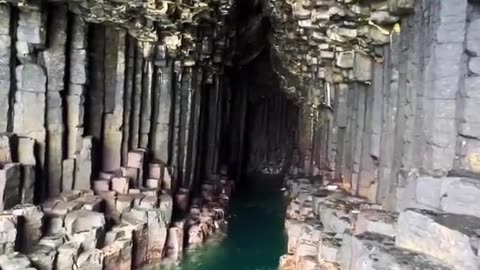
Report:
97,191,116,217
93,180,110,193
115,194,136,213
48,200,83,216
11,204,43,253
165,221,184,261
98,171,114,180
127,150,145,169
162,167,172,190
112,177,129,194
146,178,159,189
76,249,104,270
148,163,163,179
187,222,204,249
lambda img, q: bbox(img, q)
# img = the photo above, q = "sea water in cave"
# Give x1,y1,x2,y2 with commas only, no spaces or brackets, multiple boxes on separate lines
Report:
178,174,287,270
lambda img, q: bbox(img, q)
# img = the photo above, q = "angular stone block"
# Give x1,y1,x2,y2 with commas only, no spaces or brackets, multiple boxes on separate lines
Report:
56,241,80,270
0,163,21,210
127,150,145,169
352,232,450,270
62,159,75,192
76,249,104,270
17,137,35,165
112,177,129,194
10,204,43,253
64,210,105,238
17,9,46,45
396,209,480,270
28,244,57,270
16,64,47,92
0,252,32,270
74,137,92,190
0,214,16,254
354,209,397,237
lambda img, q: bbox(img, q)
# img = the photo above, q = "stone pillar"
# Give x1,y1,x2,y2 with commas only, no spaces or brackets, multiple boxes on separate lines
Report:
102,29,126,172
42,4,68,196
0,4,11,132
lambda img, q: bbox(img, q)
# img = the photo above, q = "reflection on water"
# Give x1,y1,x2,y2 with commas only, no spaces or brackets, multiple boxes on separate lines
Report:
168,174,287,270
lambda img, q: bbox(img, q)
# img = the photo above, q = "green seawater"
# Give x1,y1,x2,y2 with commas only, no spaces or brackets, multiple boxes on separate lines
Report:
178,174,287,270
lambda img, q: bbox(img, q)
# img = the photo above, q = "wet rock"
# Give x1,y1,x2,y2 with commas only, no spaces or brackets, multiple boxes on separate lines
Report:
396,209,480,270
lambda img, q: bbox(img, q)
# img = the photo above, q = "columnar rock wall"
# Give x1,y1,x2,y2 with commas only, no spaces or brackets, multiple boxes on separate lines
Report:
268,0,480,211
0,1,236,206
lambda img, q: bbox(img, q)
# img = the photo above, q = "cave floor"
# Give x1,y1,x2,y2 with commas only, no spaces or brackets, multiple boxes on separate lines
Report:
176,174,287,270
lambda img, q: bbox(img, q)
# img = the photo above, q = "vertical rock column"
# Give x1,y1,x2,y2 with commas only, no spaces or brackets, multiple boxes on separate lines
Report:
42,4,67,196
102,29,126,172
67,15,89,190
0,4,11,132
13,5,47,198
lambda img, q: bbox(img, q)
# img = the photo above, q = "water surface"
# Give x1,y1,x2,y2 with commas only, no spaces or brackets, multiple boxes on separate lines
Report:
177,174,287,270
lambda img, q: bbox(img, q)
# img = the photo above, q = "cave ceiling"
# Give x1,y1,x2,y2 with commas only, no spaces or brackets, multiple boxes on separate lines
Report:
1,0,414,106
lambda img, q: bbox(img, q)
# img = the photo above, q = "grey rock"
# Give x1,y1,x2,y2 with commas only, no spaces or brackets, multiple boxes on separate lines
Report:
396,209,480,270
69,50,88,85
74,137,92,191
388,0,415,15
353,53,372,82
76,249,104,270
28,245,57,270
467,19,480,55
11,204,43,253
17,9,46,45
21,165,35,204
370,10,399,25
352,232,450,269
16,64,47,92
0,252,32,270
56,241,81,270
469,57,480,75
354,209,397,237
0,163,21,210
335,51,354,69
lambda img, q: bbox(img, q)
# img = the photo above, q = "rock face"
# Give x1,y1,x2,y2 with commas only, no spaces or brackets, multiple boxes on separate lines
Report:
280,176,478,270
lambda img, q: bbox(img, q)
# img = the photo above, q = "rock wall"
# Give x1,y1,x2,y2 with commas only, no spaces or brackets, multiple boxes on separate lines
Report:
268,0,480,211
0,1,238,206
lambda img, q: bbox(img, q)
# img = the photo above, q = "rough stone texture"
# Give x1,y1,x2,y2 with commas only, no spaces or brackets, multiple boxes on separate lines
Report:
0,214,17,254
354,209,397,237
11,204,43,253
351,232,450,270
74,137,92,190
0,163,21,210
0,252,33,270
396,209,480,270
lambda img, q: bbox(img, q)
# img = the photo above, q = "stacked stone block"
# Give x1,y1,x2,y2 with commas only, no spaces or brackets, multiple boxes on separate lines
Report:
280,176,480,270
